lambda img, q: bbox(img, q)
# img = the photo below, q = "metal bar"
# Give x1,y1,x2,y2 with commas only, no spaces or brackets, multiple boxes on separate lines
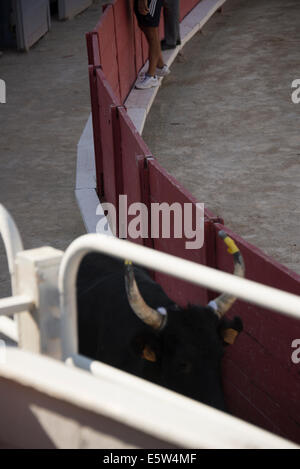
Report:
0,347,296,449
59,234,300,359
0,317,18,342
0,204,24,293
63,352,297,449
0,295,34,317
0,204,24,341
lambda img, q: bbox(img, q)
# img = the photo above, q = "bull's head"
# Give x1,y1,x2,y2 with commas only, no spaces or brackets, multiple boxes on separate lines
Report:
124,230,245,328
124,231,245,409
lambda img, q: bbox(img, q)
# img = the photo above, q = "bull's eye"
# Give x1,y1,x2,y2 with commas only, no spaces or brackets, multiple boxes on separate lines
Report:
178,361,191,374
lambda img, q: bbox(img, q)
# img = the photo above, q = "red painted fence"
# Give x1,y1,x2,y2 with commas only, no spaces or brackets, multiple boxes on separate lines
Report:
86,0,300,444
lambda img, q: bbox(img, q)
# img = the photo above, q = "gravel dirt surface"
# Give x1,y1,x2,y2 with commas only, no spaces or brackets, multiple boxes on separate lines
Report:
0,1,103,299
143,0,300,275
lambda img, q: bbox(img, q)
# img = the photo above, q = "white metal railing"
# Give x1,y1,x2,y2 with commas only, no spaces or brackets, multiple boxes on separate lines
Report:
1,346,296,449
59,233,300,360
57,233,300,448
0,205,300,448
0,205,62,354
1,204,300,364
0,205,24,292
0,295,34,317
0,204,24,342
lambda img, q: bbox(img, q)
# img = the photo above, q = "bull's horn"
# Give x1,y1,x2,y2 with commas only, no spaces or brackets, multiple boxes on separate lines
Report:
124,260,167,330
208,231,245,318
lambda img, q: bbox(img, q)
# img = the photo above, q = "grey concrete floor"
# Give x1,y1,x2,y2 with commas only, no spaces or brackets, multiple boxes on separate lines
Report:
143,0,300,274
0,1,103,298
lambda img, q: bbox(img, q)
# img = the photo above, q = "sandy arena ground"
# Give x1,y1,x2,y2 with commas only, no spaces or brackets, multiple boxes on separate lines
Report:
143,0,300,275
0,1,104,299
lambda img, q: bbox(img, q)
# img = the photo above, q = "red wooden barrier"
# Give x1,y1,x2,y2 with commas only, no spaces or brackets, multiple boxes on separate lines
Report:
86,29,103,195
88,64,103,195
214,223,300,442
180,0,200,21
95,5,121,103
86,0,300,445
115,106,153,245
113,1,137,102
94,68,120,207
148,159,215,307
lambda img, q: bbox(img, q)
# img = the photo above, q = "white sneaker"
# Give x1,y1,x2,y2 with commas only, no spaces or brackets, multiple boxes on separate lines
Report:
156,64,170,77
135,75,159,89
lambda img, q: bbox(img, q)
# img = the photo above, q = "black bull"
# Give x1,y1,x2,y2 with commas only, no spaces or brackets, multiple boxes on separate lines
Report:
77,232,244,412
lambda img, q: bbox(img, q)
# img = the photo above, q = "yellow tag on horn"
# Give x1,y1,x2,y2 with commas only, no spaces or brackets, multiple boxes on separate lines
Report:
224,236,239,255
222,328,239,345
142,345,157,362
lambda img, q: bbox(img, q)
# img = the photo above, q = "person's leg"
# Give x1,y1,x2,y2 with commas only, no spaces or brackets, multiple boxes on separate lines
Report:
134,0,169,88
162,0,181,48
142,26,164,76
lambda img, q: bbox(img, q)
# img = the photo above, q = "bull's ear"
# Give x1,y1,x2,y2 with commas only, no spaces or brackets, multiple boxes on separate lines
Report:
219,316,243,345
131,333,160,362
222,328,239,345
141,344,157,362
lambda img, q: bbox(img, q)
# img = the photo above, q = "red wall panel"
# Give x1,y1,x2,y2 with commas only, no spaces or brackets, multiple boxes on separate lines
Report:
148,159,211,307
88,65,103,195
113,1,137,102
116,107,153,245
214,223,300,443
180,0,200,21
96,5,121,103
95,69,120,208
87,0,300,445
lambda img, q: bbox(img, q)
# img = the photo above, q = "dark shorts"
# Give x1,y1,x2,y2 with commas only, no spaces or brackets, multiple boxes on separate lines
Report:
134,0,163,28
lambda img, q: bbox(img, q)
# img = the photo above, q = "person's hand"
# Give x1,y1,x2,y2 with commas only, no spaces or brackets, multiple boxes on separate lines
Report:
138,0,149,15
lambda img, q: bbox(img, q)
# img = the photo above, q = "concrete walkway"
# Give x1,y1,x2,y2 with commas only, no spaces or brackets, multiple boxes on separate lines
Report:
143,0,300,274
0,1,103,298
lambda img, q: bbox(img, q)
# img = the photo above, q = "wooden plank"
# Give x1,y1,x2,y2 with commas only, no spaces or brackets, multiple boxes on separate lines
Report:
95,69,119,207
96,5,121,104
117,107,153,245
180,0,200,21
113,0,136,102
148,159,211,307
223,359,300,444
88,66,103,195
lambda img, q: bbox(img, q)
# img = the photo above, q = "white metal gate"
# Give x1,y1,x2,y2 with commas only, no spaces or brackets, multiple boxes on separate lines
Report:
13,0,51,51
0,204,299,449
